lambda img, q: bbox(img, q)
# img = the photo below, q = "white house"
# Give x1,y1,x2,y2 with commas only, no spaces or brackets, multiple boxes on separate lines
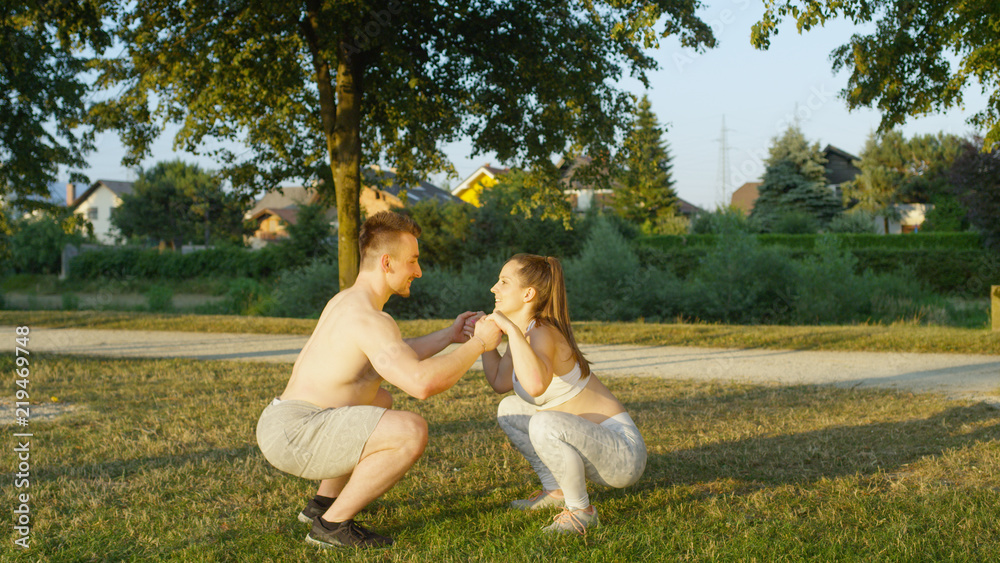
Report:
875,203,933,234
68,180,134,244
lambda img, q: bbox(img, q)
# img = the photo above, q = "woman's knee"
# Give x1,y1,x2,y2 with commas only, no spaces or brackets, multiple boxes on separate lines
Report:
497,396,533,433
497,395,531,418
527,410,571,444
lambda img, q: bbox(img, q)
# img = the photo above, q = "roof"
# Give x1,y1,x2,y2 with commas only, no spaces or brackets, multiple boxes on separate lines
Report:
363,167,460,205
676,198,703,215
247,207,301,224
452,164,510,199
244,186,316,219
69,180,134,210
823,144,859,164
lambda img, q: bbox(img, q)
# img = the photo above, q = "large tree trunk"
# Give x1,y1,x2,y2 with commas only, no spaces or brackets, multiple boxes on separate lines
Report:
301,10,364,291
332,38,364,290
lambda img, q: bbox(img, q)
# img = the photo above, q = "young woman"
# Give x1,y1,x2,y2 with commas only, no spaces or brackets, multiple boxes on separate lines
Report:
478,254,647,535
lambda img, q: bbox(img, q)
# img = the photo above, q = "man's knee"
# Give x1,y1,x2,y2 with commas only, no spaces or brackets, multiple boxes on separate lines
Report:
383,411,428,457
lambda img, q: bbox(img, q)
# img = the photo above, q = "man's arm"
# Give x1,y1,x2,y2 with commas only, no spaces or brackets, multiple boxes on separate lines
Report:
363,313,502,400
404,311,479,360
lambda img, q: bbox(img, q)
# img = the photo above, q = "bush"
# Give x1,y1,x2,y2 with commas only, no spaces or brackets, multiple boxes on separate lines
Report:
61,292,80,311
145,285,174,312
684,232,798,324
827,210,878,233
852,248,999,296
771,211,821,234
564,217,647,321
386,257,501,320
264,257,339,318
690,205,759,234
224,278,272,316
9,211,89,274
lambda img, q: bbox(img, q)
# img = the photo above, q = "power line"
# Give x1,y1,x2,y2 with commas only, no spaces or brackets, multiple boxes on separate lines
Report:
715,115,734,207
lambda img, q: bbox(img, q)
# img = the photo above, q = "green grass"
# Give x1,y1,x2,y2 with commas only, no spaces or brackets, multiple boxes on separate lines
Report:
3,355,999,561
2,310,998,354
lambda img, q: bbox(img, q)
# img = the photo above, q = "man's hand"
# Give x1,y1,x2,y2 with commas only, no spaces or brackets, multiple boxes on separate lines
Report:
460,311,487,340
450,311,482,344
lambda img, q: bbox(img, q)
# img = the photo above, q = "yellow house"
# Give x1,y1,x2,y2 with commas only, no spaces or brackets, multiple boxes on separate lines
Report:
451,164,509,207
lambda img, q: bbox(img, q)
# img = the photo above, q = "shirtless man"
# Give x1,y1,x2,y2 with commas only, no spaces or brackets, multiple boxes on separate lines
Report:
256,211,502,549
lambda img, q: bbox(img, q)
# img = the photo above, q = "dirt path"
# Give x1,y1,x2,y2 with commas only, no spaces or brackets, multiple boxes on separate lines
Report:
3,325,998,405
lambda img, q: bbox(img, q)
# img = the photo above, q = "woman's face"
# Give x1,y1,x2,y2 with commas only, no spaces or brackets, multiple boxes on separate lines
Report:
491,260,529,314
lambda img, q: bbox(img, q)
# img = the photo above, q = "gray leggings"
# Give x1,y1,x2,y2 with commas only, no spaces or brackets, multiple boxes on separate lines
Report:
497,395,647,510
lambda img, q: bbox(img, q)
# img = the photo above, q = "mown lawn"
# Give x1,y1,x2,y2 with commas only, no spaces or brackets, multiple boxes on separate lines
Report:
2,310,998,354
3,354,999,561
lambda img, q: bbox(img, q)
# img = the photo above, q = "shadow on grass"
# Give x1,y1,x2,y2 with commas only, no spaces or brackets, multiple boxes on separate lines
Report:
629,397,1000,495
39,444,260,482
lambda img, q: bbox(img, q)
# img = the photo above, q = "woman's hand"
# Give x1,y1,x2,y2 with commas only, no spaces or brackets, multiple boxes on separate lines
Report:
485,311,518,335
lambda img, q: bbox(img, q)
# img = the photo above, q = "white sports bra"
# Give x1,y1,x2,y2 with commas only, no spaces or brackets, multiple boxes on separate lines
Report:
511,321,590,408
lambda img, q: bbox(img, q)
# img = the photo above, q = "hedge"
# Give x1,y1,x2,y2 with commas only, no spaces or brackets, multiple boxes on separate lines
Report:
67,244,299,281
634,243,999,297
636,232,983,252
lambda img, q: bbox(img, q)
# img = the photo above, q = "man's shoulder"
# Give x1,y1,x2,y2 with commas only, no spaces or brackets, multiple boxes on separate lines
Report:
324,290,397,333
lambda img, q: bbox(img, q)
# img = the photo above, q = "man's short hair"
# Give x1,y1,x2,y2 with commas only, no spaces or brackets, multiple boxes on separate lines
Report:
359,211,422,265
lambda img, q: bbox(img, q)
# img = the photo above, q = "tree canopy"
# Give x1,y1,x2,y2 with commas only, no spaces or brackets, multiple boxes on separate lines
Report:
91,0,716,289
950,137,1000,250
112,160,248,248
1,0,111,209
750,0,1000,150
842,130,962,217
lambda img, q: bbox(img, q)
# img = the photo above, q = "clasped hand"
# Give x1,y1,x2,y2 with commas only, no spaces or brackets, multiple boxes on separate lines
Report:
456,311,502,352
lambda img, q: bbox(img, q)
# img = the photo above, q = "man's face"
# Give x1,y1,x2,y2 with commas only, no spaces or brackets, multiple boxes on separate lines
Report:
387,233,422,297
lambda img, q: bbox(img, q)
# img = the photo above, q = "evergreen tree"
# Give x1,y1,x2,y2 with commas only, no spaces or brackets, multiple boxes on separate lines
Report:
750,126,841,231
612,95,678,229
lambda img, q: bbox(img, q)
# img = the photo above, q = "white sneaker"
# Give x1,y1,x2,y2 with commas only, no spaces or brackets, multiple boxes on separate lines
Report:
542,506,600,535
510,490,566,510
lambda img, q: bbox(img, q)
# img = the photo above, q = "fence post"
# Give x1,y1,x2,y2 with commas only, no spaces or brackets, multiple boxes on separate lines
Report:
993,286,1000,331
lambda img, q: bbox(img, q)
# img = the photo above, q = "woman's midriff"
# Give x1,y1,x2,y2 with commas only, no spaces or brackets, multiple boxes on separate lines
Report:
544,375,625,424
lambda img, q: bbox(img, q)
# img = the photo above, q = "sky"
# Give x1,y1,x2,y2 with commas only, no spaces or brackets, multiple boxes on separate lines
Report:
67,0,990,211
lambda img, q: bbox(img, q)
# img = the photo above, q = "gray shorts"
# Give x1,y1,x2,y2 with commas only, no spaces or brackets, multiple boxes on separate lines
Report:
256,398,386,480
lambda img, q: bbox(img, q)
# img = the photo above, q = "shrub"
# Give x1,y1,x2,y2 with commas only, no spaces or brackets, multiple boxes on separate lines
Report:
224,278,272,316
61,292,80,311
386,258,500,320
9,211,89,274
564,216,646,321
788,235,898,324
690,205,758,234
685,232,798,324
264,257,339,318
827,210,878,233
771,211,821,234
145,285,174,312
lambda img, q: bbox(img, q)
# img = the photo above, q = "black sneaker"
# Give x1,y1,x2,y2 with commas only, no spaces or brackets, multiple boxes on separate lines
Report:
298,499,329,524
305,518,394,549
